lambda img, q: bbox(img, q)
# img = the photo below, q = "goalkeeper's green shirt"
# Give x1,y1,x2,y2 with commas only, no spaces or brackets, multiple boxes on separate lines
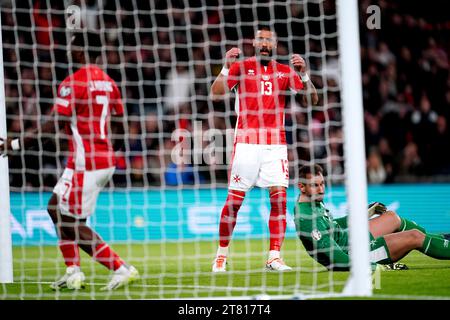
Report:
293,201,353,271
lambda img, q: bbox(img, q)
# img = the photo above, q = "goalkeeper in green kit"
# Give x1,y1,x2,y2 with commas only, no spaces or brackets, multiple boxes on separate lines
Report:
294,164,450,271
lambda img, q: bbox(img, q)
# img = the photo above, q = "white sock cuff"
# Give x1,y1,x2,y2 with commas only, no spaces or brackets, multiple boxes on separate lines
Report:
115,264,129,274
269,250,280,260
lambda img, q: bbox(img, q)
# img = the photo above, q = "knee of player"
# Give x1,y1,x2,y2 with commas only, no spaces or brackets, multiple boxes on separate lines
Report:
385,210,401,228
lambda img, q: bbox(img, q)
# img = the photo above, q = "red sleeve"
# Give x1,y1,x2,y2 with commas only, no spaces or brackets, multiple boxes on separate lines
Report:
52,80,75,117
111,84,124,116
227,61,241,91
289,67,304,93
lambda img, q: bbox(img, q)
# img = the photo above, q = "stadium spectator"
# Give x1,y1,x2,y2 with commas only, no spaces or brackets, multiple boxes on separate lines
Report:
163,64,195,112
367,148,387,184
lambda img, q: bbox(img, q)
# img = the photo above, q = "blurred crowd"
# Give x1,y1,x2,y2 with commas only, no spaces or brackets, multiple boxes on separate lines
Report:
1,0,449,190
360,0,450,183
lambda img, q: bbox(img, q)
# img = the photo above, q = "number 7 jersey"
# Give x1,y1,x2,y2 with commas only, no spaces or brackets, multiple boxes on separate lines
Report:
227,57,304,145
53,64,124,171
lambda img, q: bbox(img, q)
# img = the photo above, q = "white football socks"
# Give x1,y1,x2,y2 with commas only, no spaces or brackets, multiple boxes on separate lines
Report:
217,246,229,257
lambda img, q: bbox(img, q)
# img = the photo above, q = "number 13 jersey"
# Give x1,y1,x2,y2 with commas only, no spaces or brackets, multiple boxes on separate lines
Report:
227,57,304,145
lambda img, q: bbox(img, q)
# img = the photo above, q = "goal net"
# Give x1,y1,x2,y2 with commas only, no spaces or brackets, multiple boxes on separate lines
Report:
0,0,370,299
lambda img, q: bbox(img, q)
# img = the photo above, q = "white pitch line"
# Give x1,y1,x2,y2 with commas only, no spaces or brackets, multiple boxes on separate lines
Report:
17,281,300,292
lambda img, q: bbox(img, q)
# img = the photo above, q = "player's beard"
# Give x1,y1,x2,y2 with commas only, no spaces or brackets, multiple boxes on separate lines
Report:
257,47,273,66
312,193,324,202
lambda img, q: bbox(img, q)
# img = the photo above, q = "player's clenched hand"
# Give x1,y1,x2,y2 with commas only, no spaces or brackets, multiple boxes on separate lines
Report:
291,54,306,73
225,47,241,68
368,202,387,218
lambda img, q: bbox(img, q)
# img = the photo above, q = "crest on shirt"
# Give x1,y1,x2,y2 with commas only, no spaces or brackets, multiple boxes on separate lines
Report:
232,174,241,183
247,69,255,75
276,72,286,79
311,229,322,241
262,75,270,81
59,86,71,97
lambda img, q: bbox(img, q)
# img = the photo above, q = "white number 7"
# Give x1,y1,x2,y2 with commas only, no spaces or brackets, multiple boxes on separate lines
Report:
96,95,109,139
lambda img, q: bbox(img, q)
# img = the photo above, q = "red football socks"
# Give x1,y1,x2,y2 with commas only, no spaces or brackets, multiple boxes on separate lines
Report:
92,243,125,271
58,240,80,267
219,190,246,247
269,189,287,251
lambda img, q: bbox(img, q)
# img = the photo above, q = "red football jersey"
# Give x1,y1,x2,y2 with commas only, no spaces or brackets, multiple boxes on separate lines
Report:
227,57,303,145
53,65,124,171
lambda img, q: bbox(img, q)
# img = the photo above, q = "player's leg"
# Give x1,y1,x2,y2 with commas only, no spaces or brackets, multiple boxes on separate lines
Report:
396,216,447,239
373,230,450,266
53,211,138,290
53,167,138,289
377,230,425,263
257,145,291,271
370,210,447,240
74,220,139,290
266,185,290,270
79,167,139,290
48,200,86,290
214,188,246,271
213,143,259,272
48,192,81,269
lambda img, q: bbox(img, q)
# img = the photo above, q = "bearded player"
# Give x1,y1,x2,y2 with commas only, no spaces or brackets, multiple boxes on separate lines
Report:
210,27,319,272
1,31,139,290
294,164,450,271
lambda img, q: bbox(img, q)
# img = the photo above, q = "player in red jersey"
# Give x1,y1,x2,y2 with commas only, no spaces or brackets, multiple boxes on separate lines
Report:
210,27,318,272
1,31,139,290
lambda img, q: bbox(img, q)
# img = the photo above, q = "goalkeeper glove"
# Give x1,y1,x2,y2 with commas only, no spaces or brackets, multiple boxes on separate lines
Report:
368,202,387,218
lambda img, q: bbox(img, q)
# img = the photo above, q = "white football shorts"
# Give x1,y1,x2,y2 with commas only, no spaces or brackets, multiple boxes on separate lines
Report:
53,167,115,219
228,143,289,192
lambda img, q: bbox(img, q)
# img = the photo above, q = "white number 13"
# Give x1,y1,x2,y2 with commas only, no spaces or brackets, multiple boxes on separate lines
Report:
260,81,273,96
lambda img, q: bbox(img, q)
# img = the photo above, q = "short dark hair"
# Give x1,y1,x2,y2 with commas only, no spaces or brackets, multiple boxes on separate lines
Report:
70,30,102,60
255,25,277,38
299,164,324,180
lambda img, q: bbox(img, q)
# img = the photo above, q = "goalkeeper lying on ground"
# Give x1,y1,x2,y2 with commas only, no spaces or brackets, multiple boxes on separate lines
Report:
294,164,450,271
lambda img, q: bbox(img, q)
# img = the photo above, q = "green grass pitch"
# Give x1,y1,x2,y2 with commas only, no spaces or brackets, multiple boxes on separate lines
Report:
1,238,449,300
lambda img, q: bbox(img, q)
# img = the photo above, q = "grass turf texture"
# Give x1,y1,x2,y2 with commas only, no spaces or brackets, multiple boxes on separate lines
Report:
1,238,449,300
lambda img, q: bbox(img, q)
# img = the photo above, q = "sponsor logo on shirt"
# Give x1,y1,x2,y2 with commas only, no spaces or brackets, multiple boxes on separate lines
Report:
248,69,255,75
276,72,286,79
262,75,270,81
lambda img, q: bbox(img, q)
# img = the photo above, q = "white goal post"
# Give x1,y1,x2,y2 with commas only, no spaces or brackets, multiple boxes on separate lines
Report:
337,0,372,296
